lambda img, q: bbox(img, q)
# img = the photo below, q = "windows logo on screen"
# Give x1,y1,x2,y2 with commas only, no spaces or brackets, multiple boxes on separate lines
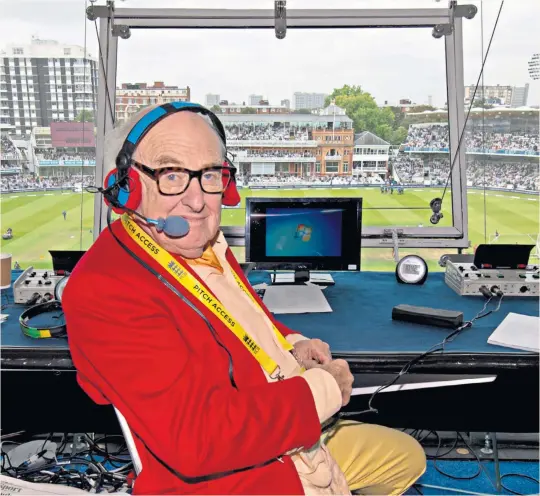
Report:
295,224,312,242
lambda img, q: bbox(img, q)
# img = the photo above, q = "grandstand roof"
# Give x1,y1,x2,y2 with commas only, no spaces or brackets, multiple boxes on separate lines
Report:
407,106,540,117
319,103,347,116
354,131,390,146
218,114,353,125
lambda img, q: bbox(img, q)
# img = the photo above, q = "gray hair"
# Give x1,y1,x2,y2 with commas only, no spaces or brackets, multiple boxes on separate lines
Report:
104,104,226,175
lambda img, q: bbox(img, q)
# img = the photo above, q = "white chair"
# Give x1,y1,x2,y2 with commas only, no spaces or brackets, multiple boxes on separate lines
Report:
114,407,143,476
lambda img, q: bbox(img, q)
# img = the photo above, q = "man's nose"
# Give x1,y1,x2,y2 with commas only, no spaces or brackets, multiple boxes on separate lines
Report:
181,177,206,212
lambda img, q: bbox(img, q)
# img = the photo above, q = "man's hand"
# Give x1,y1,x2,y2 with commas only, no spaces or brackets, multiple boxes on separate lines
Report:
293,338,332,369
321,359,354,407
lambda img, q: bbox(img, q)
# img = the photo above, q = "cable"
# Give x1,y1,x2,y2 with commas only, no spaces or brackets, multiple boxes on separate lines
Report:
421,431,539,495
331,294,504,423
440,0,505,203
1,433,133,493
500,473,540,495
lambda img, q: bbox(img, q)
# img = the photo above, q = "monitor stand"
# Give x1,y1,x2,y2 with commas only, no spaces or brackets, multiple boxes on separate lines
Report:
271,270,335,286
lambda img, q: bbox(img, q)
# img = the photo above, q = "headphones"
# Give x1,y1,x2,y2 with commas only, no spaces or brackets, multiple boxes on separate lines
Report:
103,101,240,214
19,300,67,339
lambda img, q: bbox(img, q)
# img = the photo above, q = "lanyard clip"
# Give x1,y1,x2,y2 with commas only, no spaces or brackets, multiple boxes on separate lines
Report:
270,366,285,381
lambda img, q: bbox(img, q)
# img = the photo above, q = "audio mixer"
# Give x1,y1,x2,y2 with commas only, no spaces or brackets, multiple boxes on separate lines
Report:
444,244,539,297
13,267,64,304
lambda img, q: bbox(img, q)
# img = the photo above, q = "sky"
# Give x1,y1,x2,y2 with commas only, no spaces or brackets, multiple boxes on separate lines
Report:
1,0,538,109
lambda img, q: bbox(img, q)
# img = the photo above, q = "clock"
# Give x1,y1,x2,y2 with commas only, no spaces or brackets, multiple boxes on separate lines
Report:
396,255,428,285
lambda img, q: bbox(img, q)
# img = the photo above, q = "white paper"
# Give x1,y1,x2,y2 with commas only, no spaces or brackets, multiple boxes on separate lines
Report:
488,312,540,352
351,376,496,396
263,285,332,314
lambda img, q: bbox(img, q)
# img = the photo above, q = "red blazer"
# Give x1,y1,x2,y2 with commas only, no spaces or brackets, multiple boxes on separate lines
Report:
62,220,321,495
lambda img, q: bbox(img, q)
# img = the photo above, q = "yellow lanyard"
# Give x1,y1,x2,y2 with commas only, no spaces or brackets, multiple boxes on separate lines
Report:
120,214,293,380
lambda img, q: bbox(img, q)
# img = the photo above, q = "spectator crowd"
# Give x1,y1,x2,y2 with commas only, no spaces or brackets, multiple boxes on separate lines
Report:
225,123,311,141
38,150,95,161
245,149,312,158
1,135,24,162
390,156,539,191
1,175,95,192
404,124,539,154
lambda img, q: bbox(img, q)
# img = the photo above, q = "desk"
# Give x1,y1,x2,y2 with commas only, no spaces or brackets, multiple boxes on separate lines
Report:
2,271,538,434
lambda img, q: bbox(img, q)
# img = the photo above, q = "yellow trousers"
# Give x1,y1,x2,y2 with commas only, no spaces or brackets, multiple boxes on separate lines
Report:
325,421,426,495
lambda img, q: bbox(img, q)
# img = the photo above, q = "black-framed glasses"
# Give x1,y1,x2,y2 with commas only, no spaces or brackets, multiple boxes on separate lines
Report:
132,160,235,196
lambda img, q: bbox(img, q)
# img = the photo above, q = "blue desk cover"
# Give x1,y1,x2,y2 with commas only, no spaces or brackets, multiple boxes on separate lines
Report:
2,271,538,354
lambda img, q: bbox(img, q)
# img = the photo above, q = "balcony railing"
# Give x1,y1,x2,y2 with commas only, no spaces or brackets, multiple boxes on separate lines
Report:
353,154,388,162
227,139,318,147
236,155,316,163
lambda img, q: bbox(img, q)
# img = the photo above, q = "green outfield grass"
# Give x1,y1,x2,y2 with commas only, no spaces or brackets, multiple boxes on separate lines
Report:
1,187,538,271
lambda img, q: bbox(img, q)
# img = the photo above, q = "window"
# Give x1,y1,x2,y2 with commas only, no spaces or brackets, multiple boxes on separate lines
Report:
13,48,23,55
343,162,349,173
325,161,339,173
85,4,520,272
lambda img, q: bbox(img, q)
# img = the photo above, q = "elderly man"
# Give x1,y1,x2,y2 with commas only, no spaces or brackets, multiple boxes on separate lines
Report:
63,103,425,495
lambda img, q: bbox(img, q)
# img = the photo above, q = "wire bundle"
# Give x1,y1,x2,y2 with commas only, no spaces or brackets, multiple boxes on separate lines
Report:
407,430,539,495
1,433,133,493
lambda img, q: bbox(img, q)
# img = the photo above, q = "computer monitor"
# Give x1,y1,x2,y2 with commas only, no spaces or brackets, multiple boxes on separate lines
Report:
245,198,362,271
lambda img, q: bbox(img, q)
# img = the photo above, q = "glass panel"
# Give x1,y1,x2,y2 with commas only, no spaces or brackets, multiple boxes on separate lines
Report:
361,248,449,272
462,0,539,259
117,26,452,243
1,0,96,270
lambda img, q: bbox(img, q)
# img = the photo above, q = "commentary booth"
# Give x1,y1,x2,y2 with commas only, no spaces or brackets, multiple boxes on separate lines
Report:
1,2,539,494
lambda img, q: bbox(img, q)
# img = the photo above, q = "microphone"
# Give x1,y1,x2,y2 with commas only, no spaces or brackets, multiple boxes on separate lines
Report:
150,215,190,238
96,182,190,237
125,207,190,238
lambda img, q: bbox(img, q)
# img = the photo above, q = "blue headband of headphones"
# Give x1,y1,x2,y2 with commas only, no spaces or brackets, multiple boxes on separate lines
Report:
116,101,228,171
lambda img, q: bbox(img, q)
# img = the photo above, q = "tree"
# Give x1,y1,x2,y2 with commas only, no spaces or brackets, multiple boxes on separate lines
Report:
412,105,437,113
472,98,494,109
389,106,406,129
391,126,408,145
75,110,94,122
240,107,257,114
325,85,397,142
210,105,222,113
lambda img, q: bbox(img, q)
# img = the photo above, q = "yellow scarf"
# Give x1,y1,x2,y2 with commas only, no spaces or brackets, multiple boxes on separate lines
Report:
185,244,224,274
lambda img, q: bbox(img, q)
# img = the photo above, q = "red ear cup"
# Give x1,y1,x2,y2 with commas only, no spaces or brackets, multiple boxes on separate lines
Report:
103,168,143,214
222,165,240,207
